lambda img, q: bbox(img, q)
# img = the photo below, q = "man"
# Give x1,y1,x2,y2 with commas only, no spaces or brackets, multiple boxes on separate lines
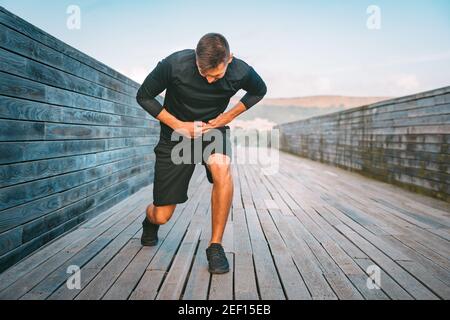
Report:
136,33,267,274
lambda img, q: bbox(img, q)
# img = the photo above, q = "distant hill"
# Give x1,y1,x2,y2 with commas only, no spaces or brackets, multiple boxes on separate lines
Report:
259,95,391,108
228,95,392,125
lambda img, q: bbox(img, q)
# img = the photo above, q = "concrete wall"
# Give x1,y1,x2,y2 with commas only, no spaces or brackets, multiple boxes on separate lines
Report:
275,86,450,202
0,7,159,271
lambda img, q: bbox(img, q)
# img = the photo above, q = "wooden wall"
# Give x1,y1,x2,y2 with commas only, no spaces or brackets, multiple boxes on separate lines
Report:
0,7,159,271
275,86,450,203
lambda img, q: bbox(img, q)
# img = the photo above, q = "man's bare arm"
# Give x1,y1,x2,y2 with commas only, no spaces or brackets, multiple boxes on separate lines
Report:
224,101,247,121
155,108,182,129
205,101,247,129
157,108,206,138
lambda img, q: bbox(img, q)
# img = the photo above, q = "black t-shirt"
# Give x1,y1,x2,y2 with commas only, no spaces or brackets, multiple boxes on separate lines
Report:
136,49,267,138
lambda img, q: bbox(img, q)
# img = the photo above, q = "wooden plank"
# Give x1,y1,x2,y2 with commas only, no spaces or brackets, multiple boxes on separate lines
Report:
396,260,450,299
0,155,152,216
49,221,143,300
0,119,45,141
271,175,369,260
335,223,439,299
319,199,413,261
182,239,211,300
209,253,234,300
231,164,243,209
102,207,188,300
0,226,23,256
374,198,450,229
381,235,450,286
0,134,154,165
74,239,142,300
275,214,337,299
232,208,259,300
8,170,149,246
0,182,146,272
0,96,153,133
1,146,150,191
283,213,363,300
0,23,137,97
129,182,209,299
353,258,413,300
0,228,88,291
73,182,199,301
257,210,311,299
128,270,165,300
156,227,201,300
242,199,285,299
0,197,146,299
21,220,142,300
221,222,234,253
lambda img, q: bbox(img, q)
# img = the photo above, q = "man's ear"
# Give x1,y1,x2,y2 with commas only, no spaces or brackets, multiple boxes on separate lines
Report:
228,53,233,64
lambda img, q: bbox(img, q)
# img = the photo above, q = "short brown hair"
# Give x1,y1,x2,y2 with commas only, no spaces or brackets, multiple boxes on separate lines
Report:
195,33,230,71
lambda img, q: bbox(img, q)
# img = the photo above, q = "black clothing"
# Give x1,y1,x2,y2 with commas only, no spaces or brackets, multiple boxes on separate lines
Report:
151,127,232,206
136,49,267,139
136,49,266,206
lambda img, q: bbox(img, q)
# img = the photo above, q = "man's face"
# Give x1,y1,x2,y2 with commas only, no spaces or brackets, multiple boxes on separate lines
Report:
197,54,233,84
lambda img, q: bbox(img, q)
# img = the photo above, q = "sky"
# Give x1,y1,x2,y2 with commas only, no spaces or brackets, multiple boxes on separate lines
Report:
1,0,450,98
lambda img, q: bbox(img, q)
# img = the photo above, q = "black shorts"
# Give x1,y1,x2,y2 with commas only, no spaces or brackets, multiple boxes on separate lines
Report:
152,126,232,206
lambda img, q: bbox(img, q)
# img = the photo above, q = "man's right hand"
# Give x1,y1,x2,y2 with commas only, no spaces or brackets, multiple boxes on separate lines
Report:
156,109,209,139
173,121,208,139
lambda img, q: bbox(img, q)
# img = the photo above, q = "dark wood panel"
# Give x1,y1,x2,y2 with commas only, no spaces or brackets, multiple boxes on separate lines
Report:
0,23,137,97
0,47,137,107
0,119,157,141
0,226,22,256
0,95,157,129
0,154,153,216
0,145,153,188
0,7,157,271
0,157,154,232
0,7,139,90
278,97,450,128
0,72,150,120
0,135,157,164
20,165,151,243
0,95,154,127
0,172,149,273
0,118,45,141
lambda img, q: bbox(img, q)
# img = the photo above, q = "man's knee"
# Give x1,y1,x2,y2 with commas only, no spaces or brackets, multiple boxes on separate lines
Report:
207,154,232,183
152,204,176,225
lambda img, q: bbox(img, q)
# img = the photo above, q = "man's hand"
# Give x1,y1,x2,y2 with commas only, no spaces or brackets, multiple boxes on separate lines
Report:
156,109,208,138
156,103,247,137
202,112,233,133
173,121,208,138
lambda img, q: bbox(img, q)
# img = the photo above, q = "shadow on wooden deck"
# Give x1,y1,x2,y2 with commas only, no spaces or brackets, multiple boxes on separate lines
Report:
0,148,449,300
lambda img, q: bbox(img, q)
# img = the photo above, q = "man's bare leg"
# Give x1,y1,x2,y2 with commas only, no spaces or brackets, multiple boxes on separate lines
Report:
207,153,233,245
141,203,176,246
146,203,177,225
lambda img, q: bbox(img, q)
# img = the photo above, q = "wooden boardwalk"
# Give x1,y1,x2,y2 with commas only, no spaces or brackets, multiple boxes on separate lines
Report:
0,147,449,300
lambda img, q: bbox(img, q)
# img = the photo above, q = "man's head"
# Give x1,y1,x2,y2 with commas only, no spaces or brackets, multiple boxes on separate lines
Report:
195,33,233,83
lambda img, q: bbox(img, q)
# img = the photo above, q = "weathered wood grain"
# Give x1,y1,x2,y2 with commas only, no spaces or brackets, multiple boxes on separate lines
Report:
0,7,158,270
275,87,450,202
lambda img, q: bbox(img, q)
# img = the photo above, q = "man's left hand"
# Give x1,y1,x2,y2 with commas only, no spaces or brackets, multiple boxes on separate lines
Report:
202,113,232,133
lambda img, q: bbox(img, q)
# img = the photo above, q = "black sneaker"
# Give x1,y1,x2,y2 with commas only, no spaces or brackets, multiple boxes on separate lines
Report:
206,243,229,274
141,216,159,246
